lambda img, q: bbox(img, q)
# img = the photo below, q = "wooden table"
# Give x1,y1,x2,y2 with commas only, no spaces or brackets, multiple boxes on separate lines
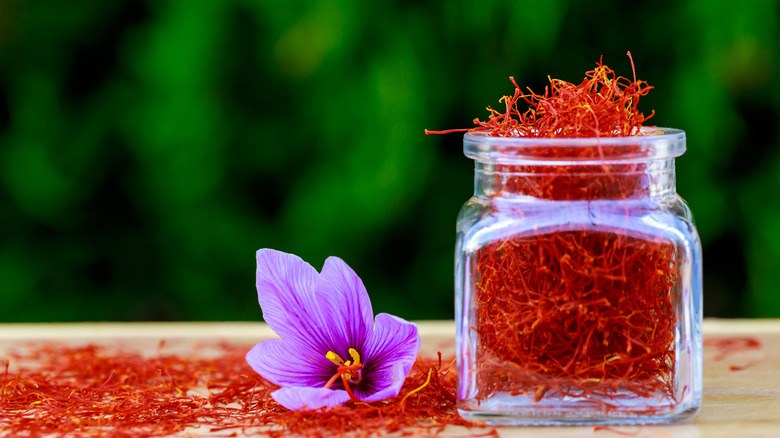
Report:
1,320,779,437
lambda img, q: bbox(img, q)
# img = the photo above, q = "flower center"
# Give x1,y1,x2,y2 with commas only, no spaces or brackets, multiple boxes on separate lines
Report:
323,348,362,402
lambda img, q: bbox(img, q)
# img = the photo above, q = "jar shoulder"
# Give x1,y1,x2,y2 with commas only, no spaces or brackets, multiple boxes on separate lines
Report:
457,195,700,254
664,194,695,223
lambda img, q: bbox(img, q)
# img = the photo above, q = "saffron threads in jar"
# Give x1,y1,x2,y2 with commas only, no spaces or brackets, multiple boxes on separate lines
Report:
0,343,493,438
475,231,677,403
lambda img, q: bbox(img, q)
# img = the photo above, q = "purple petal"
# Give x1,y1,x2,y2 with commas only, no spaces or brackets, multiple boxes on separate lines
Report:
272,386,351,411
246,339,333,387
255,249,319,344
356,313,420,402
313,256,374,352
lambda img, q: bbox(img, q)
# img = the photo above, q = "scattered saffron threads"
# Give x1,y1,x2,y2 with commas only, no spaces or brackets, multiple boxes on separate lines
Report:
703,336,762,361
425,51,654,138
703,336,764,371
430,54,681,410
0,344,494,438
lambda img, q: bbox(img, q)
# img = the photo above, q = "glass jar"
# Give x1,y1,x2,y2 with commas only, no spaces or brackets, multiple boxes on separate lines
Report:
455,128,702,425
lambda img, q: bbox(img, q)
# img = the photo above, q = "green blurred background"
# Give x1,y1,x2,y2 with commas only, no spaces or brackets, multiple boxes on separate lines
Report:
1,0,779,322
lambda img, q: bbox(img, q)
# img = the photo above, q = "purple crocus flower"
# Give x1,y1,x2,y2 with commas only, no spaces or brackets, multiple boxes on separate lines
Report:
246,249,421,410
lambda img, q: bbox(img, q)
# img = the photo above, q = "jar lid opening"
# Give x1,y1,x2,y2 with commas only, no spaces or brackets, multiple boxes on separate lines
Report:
463,127,686,164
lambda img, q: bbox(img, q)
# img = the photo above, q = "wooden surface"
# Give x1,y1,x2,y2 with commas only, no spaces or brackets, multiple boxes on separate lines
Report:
1,319,779,437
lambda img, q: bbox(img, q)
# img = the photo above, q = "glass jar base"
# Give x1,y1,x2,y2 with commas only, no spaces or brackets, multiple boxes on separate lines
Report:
458,393,700,426
459,408,700,426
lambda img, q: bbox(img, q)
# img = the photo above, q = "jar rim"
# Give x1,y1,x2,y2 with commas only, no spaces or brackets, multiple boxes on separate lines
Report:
464,127,686,163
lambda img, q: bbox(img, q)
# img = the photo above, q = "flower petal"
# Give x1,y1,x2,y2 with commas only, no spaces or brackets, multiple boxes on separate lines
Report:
272,386,351,411
313,256,374,353
356,313,420,402
246,338,333,387
256,249,343,354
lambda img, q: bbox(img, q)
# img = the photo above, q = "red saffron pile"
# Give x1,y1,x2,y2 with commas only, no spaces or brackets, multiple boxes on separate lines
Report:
428,52,660,202
429,54,681,408
425,52,654,138
0,343,495,438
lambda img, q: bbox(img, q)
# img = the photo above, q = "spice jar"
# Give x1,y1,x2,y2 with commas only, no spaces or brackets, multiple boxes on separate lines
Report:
455,128,702,425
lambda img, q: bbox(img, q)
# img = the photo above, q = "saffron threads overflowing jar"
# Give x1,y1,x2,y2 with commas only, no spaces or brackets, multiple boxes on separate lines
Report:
454,128,703,424
432,54,703,424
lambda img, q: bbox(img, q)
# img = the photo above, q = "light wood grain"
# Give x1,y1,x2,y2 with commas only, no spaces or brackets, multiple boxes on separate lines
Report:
1,320,778,437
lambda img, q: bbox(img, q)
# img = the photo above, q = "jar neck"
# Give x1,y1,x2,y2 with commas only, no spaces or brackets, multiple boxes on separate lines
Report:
474,159,677,201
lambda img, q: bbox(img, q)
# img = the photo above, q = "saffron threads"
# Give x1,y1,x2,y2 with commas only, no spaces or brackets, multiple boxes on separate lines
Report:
703,336,764,371
475,231,678,403
425,52,654,138
0,344,493,438
703,336,762,361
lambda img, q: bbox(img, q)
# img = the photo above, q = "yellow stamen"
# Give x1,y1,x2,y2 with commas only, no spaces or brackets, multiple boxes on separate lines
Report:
348,348,361,365
326,351,345,366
